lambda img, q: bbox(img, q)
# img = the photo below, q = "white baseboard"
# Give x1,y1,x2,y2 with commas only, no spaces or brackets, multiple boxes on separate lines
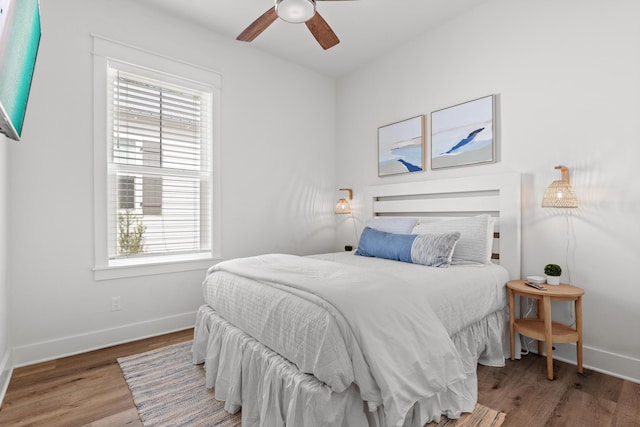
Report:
11,311,196,368
0,349,13,409
8,311,640,387
543,342,640,384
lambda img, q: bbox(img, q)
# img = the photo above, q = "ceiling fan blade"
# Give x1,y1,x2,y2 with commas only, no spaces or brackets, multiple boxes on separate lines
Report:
305,12,340,50
237,7,278,42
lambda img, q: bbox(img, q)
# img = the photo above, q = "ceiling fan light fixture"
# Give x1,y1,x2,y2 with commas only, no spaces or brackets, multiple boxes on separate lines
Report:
276,0,316,23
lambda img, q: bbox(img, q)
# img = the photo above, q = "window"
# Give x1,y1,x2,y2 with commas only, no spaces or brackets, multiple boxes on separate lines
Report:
117,175,136,210
93,37,221,279
109,67,213,259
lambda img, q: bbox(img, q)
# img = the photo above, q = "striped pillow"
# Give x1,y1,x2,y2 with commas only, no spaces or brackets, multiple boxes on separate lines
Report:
412,215,494,264
410,232,461,267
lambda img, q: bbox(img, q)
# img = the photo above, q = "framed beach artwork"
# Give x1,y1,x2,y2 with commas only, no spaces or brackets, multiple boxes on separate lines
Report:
431,95,496,170
0,0,41,141
378,115,425,177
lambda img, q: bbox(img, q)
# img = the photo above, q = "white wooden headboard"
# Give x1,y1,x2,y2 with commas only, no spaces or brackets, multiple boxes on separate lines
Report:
363,173,521,280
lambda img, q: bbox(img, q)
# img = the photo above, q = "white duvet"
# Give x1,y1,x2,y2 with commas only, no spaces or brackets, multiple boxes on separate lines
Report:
203,253,499,426
311,252,509,336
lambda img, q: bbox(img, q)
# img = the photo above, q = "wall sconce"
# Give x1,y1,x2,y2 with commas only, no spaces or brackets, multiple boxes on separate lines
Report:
542,165,578,208
335,188,352,214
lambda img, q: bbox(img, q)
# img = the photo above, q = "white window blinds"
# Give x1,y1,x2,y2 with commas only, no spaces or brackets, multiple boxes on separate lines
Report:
107,65,213,261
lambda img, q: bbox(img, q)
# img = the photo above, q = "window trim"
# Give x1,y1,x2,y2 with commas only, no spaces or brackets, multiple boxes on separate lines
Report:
92,35,221,280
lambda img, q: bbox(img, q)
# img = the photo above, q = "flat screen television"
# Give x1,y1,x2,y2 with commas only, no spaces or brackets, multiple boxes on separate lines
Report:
0,0,40,141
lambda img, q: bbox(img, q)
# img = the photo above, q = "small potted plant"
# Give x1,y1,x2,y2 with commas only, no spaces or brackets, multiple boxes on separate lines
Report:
544,263,562,285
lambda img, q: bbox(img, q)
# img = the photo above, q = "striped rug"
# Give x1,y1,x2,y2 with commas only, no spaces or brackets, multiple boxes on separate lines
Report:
118,341,240,427
427,404,506,427
119,341,505,427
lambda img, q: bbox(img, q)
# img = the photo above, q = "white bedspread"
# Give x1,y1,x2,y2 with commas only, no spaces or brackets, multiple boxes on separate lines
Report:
206,254,468,427
203,268,362,395
311,252,509,336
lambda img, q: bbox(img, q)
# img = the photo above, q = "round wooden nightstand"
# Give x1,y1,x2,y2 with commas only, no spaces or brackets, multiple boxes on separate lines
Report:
507,279,584,380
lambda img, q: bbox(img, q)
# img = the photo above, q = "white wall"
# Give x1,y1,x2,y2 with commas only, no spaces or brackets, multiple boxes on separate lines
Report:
0,135,10,400
335,0,640,382
7,0,337,365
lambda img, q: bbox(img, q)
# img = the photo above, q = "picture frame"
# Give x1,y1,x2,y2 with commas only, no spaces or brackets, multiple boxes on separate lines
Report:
378,115,425,177
431,95,496,170
0,0,41,141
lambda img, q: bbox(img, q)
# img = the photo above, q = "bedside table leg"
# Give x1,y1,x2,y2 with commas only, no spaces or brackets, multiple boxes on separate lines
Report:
576,296,583,374
543,296,554,380
509,288,515,360
537,298,543,355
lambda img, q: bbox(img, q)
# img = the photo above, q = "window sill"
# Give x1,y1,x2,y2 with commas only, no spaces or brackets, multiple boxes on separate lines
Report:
94,254,220,281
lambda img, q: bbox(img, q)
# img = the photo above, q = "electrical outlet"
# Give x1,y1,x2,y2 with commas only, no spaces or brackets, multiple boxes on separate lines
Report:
111,296,121,312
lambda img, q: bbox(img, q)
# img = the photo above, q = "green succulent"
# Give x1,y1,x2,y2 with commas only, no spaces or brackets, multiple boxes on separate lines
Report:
544,263,562,276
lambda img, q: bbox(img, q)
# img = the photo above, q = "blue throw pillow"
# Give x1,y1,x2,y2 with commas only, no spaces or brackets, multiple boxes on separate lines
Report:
355,227,461,267
354,227,416,263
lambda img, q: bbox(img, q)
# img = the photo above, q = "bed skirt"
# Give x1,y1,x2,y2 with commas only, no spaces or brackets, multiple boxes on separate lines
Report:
192,305,508,427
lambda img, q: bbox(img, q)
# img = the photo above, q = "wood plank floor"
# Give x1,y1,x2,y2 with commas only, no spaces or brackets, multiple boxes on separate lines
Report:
478,355,640,427
0,329,638,426
0,329,193,427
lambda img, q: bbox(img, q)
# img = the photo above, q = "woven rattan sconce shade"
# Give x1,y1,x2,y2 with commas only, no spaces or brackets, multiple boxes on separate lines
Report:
335,188,353,214
542,165,578,208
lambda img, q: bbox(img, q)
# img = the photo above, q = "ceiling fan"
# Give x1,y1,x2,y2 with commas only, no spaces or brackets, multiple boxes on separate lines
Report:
237,0,356,50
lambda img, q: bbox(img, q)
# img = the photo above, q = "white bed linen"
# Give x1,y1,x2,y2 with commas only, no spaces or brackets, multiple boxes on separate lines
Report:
205,254,467,427
202,253,508,388
202,269,359,393
197,252,510,426
311,252,509,336
193,306,371,427
192,305,506,427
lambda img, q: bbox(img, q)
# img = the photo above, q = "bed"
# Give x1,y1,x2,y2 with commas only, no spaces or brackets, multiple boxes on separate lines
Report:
192,173,521,427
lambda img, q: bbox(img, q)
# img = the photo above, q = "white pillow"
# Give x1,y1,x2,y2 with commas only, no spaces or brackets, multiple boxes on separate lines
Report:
411,215,494,264
364,217,418,234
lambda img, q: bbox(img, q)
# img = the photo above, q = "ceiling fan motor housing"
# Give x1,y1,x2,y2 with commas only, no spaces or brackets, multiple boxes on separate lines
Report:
276,0,316,23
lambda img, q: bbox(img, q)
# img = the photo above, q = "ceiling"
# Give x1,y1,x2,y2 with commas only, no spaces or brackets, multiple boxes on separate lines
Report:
136,0,487,77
